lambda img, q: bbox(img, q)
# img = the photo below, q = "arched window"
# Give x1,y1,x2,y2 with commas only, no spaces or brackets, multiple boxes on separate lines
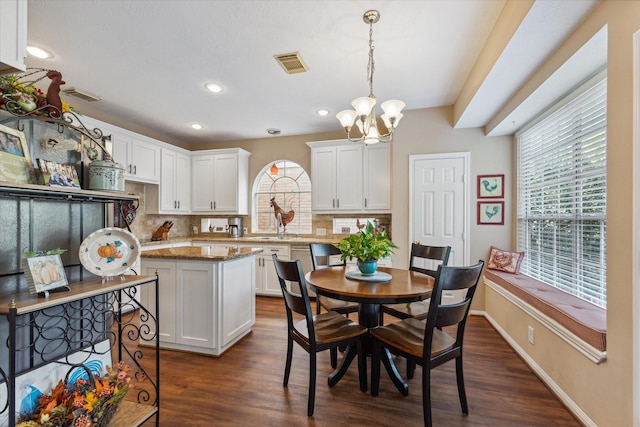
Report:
252,160,312,234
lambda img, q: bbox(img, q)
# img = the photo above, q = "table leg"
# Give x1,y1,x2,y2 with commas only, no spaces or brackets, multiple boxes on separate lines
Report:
328,342,358,387
359,302,409,395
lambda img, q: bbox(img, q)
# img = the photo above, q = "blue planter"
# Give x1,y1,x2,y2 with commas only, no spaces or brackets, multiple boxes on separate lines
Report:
357,259,378,276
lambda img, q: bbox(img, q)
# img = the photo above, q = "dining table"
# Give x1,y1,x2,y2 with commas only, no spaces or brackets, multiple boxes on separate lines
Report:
305,265,434,395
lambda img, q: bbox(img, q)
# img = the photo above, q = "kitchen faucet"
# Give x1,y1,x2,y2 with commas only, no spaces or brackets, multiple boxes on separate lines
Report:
276,212,283,238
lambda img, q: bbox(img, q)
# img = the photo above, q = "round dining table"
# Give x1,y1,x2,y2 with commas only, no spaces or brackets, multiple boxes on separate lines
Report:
305,265,434,395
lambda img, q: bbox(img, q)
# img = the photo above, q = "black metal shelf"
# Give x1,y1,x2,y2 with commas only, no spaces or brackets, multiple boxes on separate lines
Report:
0,181,137,203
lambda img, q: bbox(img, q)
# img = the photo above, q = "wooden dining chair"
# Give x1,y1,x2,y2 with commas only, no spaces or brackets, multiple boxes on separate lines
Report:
381,243,452,322
272,254,368,417
309,243,359,316
370,260,485,427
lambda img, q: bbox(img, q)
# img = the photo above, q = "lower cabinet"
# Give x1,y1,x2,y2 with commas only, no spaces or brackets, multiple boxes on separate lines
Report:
140,254,255,355
238,244,289,296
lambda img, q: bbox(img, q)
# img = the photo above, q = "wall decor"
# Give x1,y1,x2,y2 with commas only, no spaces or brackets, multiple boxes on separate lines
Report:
477,201,504,225
0,123,36,184
37,158,81,188
22,253,69,294
477,174,504,198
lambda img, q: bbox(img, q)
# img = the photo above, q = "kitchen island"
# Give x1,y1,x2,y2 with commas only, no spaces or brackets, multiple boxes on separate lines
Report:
140,246,262,356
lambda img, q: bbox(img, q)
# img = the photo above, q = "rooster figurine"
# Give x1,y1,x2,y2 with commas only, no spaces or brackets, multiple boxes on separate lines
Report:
270,197,295,229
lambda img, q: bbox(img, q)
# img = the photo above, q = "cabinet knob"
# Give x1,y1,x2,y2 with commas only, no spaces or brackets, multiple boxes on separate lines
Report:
128,164,132,174
133,165,137,175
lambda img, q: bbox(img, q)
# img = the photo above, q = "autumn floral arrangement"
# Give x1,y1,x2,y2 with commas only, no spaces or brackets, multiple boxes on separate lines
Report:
0,68,72,117
16,362,132,427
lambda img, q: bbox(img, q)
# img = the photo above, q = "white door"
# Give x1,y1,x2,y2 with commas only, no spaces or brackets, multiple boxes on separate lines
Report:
213,153,238,212
410,153,469,269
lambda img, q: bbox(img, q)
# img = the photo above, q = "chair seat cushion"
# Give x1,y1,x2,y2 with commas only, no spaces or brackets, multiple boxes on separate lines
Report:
371,317,456,358
294,311,366,345
382,300,430,320
319,296,358,313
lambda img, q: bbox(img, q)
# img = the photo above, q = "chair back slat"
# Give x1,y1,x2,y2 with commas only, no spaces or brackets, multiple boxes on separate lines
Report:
409,243,451,277
309,243,346,270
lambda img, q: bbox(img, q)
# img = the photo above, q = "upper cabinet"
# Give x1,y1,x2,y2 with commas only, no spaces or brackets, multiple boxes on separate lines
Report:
191,148,250,215
111,131,161,184
307,140,390,213
0,0,27,74
145,147,191,214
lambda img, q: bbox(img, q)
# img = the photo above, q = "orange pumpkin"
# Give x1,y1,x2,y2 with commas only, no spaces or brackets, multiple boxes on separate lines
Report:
97,243,117,258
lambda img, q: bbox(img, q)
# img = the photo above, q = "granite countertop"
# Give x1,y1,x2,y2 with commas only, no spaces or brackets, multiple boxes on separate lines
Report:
139,235,340,247
141,246,263,261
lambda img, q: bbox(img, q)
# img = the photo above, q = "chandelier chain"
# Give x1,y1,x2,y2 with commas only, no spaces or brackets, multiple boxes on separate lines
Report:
367,19,375,99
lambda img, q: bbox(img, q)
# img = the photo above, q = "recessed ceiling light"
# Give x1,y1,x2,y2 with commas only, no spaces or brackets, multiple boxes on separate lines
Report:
267,128,281,135
316,109,330,117
26,45,54,59
205,83,224,93
190,123,204,130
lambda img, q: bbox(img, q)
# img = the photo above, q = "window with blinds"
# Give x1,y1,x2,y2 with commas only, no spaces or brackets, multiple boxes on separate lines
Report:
516,73,607,308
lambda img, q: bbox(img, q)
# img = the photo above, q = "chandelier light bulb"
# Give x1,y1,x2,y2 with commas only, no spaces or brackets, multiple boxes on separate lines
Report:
352,96,376,117
336,110,358,130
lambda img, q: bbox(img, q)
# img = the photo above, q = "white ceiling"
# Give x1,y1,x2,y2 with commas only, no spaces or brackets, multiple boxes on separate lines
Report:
24,0,601,146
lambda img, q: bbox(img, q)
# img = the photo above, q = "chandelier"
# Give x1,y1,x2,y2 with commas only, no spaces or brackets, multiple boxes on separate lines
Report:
336,10,405,144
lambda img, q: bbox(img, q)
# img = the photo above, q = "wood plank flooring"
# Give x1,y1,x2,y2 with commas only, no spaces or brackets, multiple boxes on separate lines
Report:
130,297,581,426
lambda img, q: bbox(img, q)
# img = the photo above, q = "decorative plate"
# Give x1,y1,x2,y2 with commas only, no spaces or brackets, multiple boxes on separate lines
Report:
79,227,141,277
345,270,392,283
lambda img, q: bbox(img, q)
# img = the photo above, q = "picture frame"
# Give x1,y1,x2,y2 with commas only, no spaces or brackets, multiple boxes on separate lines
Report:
22,254,69,294
477,174,504,198
477,201,504,225
37,158,81,188
0,123,36,184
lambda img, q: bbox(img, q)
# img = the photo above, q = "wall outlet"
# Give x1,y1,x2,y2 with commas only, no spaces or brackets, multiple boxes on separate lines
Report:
316,228,326,236
527,326,535,344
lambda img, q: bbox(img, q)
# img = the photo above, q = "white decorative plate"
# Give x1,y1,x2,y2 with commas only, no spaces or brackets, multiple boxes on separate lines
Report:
79,227,141,277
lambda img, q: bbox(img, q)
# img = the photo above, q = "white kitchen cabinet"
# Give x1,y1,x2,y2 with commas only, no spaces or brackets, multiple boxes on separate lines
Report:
191,148,250,214
0,0,27,74
145,147,190,214
308,140,390,212
363,143,391,210
239,243,289,296
139,260,177,344
139,253,255,355
111,130,161,184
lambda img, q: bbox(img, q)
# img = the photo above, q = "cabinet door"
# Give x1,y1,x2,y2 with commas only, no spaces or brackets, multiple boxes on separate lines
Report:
262,245,290,296
130,137,160,183
175,152,191,212
191,155,215,212
310,146,337,211
176,262,216,349
0,0,27,73
110,130,131,174
364,144,391,210
220,257,255,347
140,260,176,343
212,153,238,212
160,149,178,211
335,144,364,210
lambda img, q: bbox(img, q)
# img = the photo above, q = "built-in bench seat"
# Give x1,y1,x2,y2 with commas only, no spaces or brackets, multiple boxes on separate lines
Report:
484,269,606,352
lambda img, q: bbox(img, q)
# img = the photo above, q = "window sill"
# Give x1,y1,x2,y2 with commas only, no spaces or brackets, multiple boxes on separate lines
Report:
484,269,606,364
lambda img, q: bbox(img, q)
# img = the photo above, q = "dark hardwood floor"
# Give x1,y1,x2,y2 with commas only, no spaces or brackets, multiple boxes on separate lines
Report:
131,296,581,426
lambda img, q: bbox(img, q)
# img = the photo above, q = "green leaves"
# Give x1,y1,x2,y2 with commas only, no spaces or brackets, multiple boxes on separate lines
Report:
334,221,398,262
22,248,67,258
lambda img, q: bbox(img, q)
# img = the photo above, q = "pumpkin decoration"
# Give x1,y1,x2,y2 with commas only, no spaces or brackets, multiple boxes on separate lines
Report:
97,241,123,263
32,259,62,285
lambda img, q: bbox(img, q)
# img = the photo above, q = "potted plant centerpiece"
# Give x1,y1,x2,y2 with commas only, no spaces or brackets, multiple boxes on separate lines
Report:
334,221,398,275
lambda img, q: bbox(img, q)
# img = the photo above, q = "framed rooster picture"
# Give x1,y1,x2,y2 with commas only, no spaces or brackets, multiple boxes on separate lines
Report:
478,201,504,225
477,174,504,198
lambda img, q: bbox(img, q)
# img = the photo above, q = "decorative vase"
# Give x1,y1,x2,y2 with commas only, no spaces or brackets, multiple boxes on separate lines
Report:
357,259,377,276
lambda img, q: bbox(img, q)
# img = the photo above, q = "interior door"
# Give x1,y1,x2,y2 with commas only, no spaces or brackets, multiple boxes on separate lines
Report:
410,153,469,270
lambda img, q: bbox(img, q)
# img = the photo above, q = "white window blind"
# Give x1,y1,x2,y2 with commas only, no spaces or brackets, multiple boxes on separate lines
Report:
516,75,607,308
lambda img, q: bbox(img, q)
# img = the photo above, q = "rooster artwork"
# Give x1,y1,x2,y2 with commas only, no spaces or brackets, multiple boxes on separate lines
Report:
270,197,295,231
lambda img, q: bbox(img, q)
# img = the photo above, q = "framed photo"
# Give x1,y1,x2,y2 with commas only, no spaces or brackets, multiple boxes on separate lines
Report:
22,254,69,294
0,123,36,184
37,158,81,188
477,201,504,225
477,174,504,198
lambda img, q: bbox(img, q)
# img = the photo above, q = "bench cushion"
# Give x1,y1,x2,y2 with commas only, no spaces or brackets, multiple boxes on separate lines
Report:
484,269,606,351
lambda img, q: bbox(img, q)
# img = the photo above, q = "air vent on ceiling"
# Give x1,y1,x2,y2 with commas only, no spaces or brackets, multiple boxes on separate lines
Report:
61,87,101,102
274,51,308,74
